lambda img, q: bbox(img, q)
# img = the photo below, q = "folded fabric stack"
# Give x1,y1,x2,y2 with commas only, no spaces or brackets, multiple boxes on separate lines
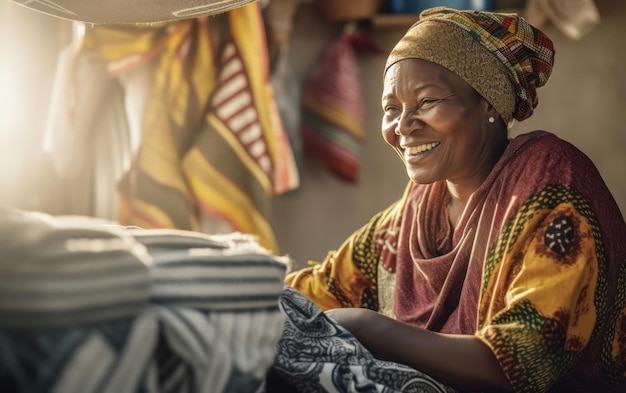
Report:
0,207,291,393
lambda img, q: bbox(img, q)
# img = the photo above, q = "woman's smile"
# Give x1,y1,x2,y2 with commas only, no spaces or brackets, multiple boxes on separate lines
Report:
401,141,441,161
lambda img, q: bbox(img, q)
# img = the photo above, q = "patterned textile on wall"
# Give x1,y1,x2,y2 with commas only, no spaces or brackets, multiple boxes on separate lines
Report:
271,285,459,393
0,206,291,393
80,3,298,254
300,27,366,183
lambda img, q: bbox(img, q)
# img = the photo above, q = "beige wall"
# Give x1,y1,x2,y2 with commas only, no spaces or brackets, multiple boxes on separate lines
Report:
272,0,626,268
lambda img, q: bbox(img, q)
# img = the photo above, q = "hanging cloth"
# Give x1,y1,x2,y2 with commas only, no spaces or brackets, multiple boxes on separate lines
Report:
82,3,299,253
266,0,303,165
525,0,600,40
43,41,132,220
300,25,366,183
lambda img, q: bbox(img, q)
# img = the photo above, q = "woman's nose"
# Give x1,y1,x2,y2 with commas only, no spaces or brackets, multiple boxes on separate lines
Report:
395,110,422,136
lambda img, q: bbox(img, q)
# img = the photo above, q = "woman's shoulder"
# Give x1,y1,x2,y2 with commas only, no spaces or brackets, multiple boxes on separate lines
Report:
490,130,616,211
508,130,597,172
511,130,580,153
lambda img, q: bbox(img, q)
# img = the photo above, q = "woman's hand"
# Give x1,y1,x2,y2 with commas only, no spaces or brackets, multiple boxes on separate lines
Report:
325,307,376,337
325,307,513,392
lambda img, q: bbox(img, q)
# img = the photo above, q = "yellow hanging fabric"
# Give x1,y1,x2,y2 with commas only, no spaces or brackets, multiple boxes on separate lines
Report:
82,4,299,253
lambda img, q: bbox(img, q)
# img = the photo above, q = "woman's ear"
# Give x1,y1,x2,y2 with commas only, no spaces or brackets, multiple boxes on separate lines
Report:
482,99,497,117
483,100,500,122
482,99,508,131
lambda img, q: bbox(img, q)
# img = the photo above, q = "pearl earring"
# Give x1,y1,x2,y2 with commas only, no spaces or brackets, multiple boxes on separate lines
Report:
488,116,495,124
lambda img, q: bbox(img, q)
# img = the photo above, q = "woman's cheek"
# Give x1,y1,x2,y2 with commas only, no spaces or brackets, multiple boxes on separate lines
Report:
381,119,396,146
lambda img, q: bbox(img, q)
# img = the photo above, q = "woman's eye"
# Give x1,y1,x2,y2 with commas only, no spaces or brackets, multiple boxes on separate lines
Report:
420,98,438,107
384,107,400,116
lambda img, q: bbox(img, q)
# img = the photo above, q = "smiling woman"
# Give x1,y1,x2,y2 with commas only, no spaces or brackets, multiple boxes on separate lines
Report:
381,59,507,196
271,6,626,393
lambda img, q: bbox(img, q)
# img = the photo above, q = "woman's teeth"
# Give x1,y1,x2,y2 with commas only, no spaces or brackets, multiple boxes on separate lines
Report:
405,142,440,155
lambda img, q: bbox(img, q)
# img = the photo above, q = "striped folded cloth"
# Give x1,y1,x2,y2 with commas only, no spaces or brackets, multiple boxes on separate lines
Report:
0,207,291,393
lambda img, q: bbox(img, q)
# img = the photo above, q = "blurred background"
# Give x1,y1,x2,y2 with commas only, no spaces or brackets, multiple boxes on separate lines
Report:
1,0,624,269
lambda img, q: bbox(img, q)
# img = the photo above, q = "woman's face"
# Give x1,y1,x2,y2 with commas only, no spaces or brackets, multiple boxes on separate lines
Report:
382,59,503,188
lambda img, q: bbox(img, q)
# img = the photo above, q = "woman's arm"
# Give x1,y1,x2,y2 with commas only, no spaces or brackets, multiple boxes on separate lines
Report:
326,307,513,392
286,200,404,311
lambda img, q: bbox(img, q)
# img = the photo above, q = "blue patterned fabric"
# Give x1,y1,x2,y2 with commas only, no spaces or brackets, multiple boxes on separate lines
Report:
271,286,458,393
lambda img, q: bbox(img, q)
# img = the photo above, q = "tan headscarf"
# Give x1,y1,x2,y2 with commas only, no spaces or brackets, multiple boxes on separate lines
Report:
385,7,555,127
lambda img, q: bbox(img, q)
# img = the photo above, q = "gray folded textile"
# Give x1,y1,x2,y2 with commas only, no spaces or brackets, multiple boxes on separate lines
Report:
0,206,290,393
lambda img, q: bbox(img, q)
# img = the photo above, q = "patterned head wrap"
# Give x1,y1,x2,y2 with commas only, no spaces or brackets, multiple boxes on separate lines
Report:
385,7,555,126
